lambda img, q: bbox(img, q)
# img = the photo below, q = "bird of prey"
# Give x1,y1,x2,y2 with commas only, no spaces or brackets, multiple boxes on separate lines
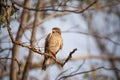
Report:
42,27,63,70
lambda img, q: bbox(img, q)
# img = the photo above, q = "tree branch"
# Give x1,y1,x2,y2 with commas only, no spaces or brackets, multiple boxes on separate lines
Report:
61,48,77,66
70,54,120,61
1,54,120,77
56,59,85,80
58,66,120,80
0,48,12,53
12,0,97,13
63,31,120,46
22,0,43,80
0,57,21,74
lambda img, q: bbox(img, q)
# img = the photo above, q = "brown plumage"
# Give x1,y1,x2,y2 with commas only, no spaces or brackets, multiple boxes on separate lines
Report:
42,27,63,70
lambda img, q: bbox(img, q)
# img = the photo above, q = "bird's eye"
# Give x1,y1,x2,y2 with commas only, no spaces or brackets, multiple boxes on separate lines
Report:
53,31,55,33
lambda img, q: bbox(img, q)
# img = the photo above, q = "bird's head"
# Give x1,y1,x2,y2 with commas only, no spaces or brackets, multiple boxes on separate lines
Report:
52,27,61,35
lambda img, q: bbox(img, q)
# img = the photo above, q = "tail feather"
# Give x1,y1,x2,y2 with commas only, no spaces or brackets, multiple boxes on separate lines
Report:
42,56,49,70
42,53,55,70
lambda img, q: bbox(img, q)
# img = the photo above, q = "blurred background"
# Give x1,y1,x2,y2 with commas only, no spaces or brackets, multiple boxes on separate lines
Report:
0,0,120,80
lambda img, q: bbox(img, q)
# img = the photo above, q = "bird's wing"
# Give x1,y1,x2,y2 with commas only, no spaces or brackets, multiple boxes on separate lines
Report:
60,36,63,49
55,35,63,54
44,33,52,52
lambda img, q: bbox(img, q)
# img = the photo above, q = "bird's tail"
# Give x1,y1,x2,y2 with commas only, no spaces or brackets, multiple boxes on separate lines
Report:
42,56,48,70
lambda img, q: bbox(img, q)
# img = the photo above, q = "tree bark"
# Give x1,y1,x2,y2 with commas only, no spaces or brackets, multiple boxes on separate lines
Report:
10,0,30,80
22,0,43,80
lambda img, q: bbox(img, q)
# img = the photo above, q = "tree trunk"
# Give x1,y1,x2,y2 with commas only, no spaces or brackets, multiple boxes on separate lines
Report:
22,0,43,80
10,0,30,80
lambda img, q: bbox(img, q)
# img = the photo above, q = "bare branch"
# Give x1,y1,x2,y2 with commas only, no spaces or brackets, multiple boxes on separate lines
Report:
12,0,97,13
0,54,120,78
61,48,77,67
63,31,120,46
24,12,69,32
30,55,120,70
69,59,86,75
55,67,73,80
0,48,12,53
42,48,77,68
56,59,85,80
22,1,44,80
0,57,21,74
58,66,120,80
70,54,120,61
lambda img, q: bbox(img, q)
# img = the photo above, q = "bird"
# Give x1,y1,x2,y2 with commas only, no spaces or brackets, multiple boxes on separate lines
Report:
42,27,63,70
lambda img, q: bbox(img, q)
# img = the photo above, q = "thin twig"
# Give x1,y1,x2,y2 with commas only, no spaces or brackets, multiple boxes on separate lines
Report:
55,67,73,80
70,59,86,75
58,66,120,80
63,31,120,46
56,59,85,80
0,57,21,74
61,48,77,66
12,0,97,13
0,48,12,53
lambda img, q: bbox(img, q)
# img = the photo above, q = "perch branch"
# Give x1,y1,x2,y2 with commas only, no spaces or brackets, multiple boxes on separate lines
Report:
44,48,77,67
